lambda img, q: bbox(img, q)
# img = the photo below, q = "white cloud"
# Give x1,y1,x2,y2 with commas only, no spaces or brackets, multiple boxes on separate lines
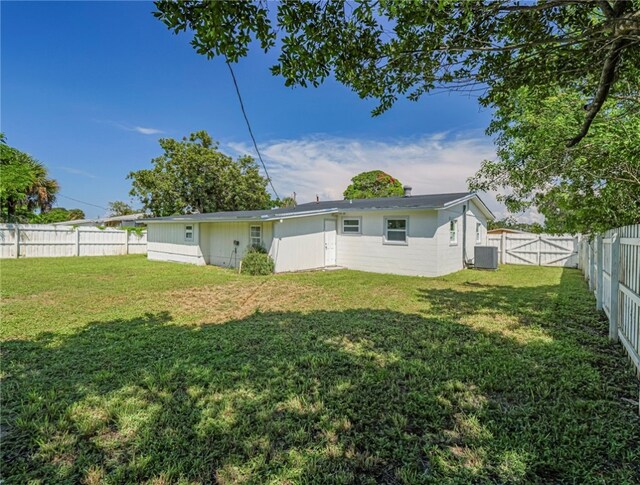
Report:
133,126,164,135
93,119,164,136
228,133,546,224
227,132,509,213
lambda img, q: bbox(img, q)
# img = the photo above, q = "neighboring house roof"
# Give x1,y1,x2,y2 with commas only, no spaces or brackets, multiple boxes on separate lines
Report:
53,213,145,226
103,213,145,222
142,192,495,223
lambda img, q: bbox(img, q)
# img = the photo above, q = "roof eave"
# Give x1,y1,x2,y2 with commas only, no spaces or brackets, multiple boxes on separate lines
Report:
141,208,340,224
441,193,495,220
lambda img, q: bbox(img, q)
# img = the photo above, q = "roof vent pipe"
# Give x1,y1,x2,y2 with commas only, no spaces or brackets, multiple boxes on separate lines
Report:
403,185,412,197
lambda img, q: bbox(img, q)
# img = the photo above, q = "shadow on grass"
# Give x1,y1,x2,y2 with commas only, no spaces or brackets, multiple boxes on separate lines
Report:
2,270,639,484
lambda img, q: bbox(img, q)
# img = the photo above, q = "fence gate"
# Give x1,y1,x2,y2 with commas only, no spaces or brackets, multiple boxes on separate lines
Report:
487,234,579,267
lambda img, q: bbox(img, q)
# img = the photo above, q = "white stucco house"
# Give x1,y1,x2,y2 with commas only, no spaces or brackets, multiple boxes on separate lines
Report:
142,190,495,277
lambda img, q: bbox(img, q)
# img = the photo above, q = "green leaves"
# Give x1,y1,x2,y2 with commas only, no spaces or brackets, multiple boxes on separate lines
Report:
30,208,85,224
343,170,404,199
469,89,640,233
0,139,59,222
150,1,640,230
154,1,640,145
108,201,135,217
128,131,272,216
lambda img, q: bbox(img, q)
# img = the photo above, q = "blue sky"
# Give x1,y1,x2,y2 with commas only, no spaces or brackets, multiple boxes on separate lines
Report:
2,1,512,219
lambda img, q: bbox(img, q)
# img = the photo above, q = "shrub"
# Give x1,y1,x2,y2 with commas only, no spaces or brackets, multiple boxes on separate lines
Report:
241,251,274,275
248,243,267,254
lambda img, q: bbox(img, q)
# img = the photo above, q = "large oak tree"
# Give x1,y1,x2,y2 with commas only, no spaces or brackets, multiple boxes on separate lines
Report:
469,88,640,234
128,131,272,216
154,0,640,147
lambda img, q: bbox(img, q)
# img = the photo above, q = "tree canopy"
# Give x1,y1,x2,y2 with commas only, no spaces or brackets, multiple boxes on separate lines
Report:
154,0,640,147
278,196,297,208
469,88,640,234
343,170,404,199
30,208,85,224
1,135,60,223
128,131,272,216
108,201,136,217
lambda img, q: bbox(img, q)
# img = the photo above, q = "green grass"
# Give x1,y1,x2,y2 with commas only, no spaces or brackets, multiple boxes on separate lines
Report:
1,255,639,484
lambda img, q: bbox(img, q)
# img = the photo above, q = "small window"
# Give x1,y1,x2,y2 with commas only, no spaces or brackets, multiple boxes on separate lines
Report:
385,218,407,244
250,225,262,246
449,220,458,244
342,218,361,234
185,224,194,242
476,222,482,243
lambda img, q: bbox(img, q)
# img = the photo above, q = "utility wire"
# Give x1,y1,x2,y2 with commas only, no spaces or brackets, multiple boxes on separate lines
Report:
58,194,108,211
226,61,280,200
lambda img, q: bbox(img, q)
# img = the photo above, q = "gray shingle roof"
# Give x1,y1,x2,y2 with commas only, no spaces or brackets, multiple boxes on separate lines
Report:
294,192,472,211
142,192,493,223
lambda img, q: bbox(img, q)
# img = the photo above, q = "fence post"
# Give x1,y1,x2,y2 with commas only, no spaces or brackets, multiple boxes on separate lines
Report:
596,235,603,310
609,233,620,342
589,239,596,291
75,228,80,256
14,224,20,259
124,230,129,255
536,235,542,266
500,232,506,264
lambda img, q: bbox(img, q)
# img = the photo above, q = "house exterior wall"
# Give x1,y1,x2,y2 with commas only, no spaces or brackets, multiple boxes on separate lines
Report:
466,200,488,251
271,215,328,273
335,210,440,277
147,223,206,265
145,197,491,276
201,221,274,268
435,199,488,275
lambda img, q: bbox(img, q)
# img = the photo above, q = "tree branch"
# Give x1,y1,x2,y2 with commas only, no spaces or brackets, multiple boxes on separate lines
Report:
598,1,615,18
566,37,627,147
496,0,588,13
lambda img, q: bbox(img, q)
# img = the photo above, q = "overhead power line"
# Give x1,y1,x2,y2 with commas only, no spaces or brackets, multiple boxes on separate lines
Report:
58,194,108,211
225,61,280,200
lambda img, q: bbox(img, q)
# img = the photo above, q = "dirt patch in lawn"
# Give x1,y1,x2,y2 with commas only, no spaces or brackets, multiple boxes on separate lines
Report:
165,279,331,324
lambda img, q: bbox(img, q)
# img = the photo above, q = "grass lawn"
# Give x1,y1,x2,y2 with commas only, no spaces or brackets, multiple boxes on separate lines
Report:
1,256,639,484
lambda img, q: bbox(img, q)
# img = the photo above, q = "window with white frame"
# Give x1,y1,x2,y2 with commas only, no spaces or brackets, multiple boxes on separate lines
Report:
476,222,482,243
449,220,458,244
250,225,262,247
185,224,194,242
384,218,407,243
342,218,361,234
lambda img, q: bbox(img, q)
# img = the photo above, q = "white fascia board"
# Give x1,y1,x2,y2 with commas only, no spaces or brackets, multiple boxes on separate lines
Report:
440,193,495,220
336,206,438,214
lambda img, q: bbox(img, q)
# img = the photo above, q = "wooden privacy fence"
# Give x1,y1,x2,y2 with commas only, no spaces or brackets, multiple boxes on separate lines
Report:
0,224,147,259
487,233,579,267
579,224,640,375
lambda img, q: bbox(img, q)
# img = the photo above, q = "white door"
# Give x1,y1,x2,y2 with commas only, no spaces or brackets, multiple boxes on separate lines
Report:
324,219,337,266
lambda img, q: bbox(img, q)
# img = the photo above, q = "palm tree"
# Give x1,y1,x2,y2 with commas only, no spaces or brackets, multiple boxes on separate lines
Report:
25,160,59,213
1,137,59,221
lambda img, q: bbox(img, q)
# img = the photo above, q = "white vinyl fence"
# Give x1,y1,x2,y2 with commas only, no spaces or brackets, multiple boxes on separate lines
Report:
579,224,640,375
487,233,579,267
0,224,147,259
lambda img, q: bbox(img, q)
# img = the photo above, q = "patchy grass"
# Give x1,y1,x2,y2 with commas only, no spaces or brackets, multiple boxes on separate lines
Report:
1,255,639,484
